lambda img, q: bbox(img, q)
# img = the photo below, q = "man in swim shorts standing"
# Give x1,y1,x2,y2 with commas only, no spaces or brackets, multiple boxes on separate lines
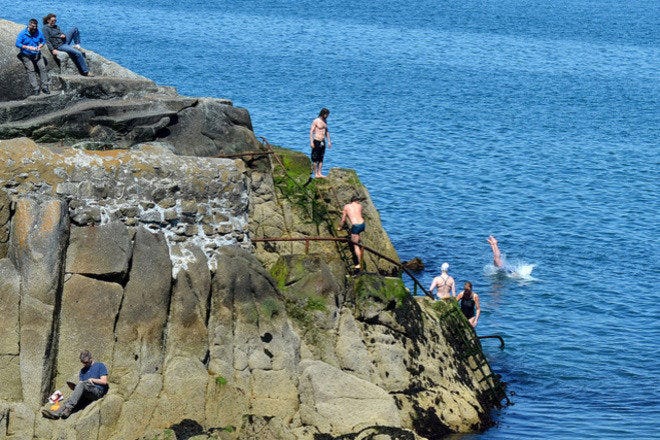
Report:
309,108,332,178
338,195,365,270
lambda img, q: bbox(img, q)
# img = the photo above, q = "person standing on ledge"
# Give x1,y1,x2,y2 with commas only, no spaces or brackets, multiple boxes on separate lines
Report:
15,18,51,96
429,262,456,299
43,13,93,76
456,281,481,328
309,107,331,178
338,195,365,270
42,350,109,420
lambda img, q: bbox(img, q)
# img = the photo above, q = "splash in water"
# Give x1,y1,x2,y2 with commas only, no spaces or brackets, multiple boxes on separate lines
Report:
484,254,536,281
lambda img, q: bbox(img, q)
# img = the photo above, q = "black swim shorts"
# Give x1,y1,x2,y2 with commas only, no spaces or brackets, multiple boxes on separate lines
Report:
311,139,326,163
350,223,365,234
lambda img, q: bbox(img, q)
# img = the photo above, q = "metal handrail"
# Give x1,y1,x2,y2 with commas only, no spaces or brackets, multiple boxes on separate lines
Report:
251,235,433,299
248,138,505,348
214,150,275,159
478,335,505,349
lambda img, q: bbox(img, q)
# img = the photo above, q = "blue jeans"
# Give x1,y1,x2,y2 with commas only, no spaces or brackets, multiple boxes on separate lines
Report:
57,28,89,74
64,380,105,410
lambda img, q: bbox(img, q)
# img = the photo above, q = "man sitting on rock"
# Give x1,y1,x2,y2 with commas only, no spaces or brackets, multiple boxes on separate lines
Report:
15,18,51,95
42,13,93,76
42,350,109,420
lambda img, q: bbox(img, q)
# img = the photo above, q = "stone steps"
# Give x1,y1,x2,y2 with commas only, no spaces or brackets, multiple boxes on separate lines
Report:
0,94,196,126
55,74,160,99
0,96,197,143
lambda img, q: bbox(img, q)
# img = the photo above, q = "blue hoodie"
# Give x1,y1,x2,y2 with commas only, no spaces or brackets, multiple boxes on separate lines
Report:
15,27,46,57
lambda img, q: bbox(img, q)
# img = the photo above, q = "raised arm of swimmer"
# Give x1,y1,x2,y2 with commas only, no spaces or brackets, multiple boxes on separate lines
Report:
487,235,503,268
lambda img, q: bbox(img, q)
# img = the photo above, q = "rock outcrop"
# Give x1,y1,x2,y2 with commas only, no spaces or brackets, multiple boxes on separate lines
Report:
0,18,505,440
0,19,260,156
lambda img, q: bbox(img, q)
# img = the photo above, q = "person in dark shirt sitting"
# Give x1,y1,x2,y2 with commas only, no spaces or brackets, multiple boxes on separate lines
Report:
42,349,109,419
42,13,93,76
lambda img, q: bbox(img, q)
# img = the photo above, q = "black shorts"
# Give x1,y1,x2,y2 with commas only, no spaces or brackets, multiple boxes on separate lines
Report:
311,139,326,163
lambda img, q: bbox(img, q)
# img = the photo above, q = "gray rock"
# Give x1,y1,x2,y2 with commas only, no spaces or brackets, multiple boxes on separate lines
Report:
18,294,56,408
0,20,34,101
164,98,260,157
0,259,21,402
0,355,21,402
55,274,123,388
139,209,163,224
335,309,377,382
166,244,211,360
1,20,261,155
150,356,209,429
0,19,507,439
65,221,134,277
8,197,68,305
0,189,10,258
6,198,68,406
298,360,402,435
113,227,172,393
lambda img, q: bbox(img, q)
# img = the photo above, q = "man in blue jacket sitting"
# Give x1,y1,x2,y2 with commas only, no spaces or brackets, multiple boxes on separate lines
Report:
15,18,51,95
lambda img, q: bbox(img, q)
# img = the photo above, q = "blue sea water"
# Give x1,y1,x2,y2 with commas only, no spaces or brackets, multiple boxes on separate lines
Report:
3,1,658,438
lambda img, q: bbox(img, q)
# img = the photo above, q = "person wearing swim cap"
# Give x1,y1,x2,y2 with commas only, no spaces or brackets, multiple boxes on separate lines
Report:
429,262,456,299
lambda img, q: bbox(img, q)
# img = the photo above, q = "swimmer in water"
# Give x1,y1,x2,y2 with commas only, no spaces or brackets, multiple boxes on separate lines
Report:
487,235,503,268
456,281,480,328
487,235,536,279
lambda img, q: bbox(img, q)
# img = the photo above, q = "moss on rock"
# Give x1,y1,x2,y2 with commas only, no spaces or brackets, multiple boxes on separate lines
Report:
353,274,408,308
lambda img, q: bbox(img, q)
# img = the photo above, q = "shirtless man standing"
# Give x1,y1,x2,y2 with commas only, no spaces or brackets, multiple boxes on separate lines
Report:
429,262,456,299
309,108,332,178
338,195,365,270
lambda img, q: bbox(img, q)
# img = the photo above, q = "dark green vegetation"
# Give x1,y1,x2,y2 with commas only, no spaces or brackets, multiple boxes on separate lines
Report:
271,147,329,226
353,274,408,308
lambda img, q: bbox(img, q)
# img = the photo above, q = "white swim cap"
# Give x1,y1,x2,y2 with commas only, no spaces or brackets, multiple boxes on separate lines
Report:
441,262,449,271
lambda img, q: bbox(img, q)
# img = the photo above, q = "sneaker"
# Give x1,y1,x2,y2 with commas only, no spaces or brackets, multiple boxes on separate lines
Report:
32,89,40,96
42,87,50,94
82,72,95,77
73,44,83,51
41,408,60,419
59,406,72,419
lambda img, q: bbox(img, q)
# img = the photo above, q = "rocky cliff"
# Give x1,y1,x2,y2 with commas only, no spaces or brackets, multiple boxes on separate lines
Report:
0,18,505,440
